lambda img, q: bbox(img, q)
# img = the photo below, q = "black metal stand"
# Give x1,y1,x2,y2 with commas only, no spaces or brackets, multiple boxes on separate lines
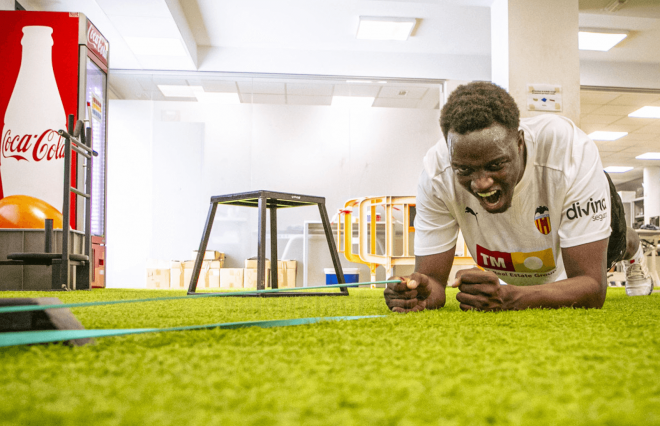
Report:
187,190,348,297
0,115,95,291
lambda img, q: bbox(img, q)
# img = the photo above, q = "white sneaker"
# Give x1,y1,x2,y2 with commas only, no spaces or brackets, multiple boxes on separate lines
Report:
624,258,654,296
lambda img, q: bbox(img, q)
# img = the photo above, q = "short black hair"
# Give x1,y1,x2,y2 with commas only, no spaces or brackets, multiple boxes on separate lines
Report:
440,81,520,140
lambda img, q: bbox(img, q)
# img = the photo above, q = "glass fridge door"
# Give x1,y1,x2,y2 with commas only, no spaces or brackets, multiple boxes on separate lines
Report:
85,56,106,238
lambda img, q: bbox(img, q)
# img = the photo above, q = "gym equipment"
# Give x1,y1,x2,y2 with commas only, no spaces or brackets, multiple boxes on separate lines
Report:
188,190,349,297
0,114,98,290
0,280,400,348
0,297,91,346
337,196,416,282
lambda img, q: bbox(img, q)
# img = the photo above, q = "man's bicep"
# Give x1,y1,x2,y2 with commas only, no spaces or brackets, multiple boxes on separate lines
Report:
559,135,611,248
415,247,457,287
414,169,459,256
561,238,608,287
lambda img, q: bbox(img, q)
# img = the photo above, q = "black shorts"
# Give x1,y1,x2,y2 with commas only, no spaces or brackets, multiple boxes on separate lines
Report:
606,172,627,267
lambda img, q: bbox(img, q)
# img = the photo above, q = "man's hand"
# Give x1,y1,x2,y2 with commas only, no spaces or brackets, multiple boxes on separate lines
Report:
453,268,512,311
384,272,445,313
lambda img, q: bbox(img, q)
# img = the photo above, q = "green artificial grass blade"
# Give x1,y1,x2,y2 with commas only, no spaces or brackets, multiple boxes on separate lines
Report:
0,315,385,348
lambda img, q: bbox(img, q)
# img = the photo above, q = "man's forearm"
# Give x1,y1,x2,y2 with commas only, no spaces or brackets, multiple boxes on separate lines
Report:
503,276,606,310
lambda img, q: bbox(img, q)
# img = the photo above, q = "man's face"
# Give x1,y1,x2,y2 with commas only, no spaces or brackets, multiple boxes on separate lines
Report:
447,124,525,214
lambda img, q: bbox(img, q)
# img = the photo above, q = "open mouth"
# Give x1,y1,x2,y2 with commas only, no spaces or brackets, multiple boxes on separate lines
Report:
477,190,502,208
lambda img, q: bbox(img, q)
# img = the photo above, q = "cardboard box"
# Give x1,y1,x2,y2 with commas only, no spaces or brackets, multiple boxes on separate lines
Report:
208,260,223,288
147,268,170,289
245,258,271,289
184,260,211,290
220,268,244,289
244,268,270,288
170,261,185,289
193,250,225,261
278,260,297,288
245,258,271,269
244,259,297,288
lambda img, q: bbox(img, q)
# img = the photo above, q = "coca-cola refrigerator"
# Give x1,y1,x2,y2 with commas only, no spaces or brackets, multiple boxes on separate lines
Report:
0,11,108,290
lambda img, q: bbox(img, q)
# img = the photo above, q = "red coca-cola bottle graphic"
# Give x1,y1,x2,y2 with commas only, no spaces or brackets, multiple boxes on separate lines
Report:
1,26,66,212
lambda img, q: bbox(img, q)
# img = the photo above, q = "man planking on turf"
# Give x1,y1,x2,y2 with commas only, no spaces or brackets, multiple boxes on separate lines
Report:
385,82,654,313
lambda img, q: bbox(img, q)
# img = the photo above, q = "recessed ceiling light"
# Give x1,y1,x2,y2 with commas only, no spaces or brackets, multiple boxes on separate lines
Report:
604,166,633,173
589,131,628,141
195,92,240,104
578,31,627,51
356,16,416,41
124,37,187,56
629,106,660,119
636,152,660,160
331,96,375,108
158,85,203,98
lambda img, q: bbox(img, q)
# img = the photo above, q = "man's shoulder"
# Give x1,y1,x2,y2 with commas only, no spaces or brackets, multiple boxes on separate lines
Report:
520,114,576,139
422,138,452,178
521,114,593,171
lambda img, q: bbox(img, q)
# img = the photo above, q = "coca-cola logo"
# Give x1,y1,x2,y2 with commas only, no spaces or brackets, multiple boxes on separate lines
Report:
87,25,108,61
2,129,65,162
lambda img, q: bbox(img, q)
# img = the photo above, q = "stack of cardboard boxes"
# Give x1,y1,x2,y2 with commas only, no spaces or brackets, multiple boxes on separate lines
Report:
146,251,297,289
241,259,297,289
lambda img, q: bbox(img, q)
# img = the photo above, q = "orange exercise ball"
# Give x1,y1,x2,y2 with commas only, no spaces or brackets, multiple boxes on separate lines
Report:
0,195,63,229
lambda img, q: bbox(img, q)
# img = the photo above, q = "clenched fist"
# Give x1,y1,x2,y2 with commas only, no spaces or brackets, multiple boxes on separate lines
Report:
384,272,446,313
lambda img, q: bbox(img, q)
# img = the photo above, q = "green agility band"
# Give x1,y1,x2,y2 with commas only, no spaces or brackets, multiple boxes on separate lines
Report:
0,280,401,315
0,315,386,348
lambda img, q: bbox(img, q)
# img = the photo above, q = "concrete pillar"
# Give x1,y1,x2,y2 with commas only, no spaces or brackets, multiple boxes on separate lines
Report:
491,0,581,125
644,167,660,225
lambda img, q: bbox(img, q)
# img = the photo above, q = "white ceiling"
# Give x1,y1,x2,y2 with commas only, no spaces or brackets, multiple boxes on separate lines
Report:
108,72,442,109
19,0,660,71
581,88,660,185
183,0,492,56
16,0,660,185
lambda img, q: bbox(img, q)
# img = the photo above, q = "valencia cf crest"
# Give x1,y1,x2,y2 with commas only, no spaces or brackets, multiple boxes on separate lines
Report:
534,206,551,235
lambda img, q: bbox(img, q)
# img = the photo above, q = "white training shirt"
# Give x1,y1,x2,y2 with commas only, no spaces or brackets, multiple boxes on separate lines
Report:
414,114,611,286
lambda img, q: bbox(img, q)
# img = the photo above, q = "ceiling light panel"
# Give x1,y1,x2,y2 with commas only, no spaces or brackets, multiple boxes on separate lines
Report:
356,16,417,41
629,106,660,119
124,37,187,57
589,131,628,141
578,31,627,51
635,152,660,160
604,166,633,173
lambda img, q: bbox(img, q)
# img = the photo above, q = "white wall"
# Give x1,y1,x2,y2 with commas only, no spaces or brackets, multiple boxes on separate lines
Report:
107,100,441,288
106,101,154,288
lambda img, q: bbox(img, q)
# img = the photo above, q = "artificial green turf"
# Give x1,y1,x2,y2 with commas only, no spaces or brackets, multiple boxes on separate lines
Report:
1,287,659,426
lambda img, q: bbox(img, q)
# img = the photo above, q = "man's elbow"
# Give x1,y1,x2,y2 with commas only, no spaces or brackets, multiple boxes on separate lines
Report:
581,278,607,309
